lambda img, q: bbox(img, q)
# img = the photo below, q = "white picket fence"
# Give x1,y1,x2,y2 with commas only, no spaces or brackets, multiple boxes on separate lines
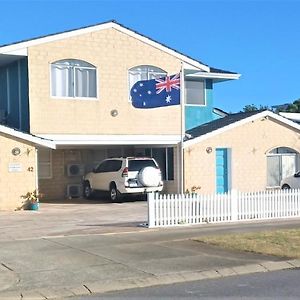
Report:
147,189,300,228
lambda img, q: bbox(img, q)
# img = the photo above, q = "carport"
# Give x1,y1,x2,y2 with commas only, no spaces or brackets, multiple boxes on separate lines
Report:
36,134,182,201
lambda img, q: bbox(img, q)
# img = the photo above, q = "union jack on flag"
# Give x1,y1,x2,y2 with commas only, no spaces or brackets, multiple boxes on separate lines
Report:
130,73,181,109
156,73,180,94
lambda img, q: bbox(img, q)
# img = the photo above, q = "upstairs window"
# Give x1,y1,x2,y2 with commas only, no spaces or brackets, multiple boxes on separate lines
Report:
128,65,167,91
51,59,97,98
185,80,206,105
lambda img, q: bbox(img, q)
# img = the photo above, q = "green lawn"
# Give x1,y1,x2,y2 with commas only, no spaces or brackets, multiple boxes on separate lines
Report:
195,229,300,258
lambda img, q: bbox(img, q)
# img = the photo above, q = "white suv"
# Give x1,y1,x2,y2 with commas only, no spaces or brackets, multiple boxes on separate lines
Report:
83,157,163,201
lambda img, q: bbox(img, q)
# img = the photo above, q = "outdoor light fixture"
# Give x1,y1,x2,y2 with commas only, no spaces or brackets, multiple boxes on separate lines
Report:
206,147,212,154
111,109,118,117
11,147,21,156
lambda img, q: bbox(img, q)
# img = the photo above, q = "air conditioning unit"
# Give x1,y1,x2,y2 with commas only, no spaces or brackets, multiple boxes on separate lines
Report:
67,184,82,198
67,164,85,177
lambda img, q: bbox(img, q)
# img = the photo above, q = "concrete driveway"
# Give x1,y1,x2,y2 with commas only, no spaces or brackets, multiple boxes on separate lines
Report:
0,198,148,241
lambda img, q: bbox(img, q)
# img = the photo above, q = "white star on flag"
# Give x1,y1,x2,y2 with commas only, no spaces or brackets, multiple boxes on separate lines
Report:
165,95,172,103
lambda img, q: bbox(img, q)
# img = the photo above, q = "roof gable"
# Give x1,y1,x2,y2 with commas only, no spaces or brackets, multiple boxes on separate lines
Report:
0,20,211,71
184,110,300,148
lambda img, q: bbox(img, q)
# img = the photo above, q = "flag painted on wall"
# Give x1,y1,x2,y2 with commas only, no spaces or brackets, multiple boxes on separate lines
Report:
130,73,180,109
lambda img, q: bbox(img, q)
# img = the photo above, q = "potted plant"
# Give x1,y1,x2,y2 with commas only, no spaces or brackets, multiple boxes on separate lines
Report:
21,189,42,210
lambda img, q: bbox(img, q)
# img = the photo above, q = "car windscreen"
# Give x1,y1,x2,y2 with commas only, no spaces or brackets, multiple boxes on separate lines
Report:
128,160,157,171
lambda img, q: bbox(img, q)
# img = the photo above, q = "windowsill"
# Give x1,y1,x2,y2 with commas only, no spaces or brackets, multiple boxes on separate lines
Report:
51,96,99,101
266,186,281,189
185,104,207,107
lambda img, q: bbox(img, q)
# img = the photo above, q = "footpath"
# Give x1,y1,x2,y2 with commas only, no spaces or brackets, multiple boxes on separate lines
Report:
1,219,300,299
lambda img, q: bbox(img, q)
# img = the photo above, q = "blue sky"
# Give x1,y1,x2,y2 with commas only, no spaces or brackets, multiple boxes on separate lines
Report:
0,0,299,112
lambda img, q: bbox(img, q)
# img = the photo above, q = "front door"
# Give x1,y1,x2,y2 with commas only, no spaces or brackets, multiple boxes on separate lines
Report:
216,148,229,193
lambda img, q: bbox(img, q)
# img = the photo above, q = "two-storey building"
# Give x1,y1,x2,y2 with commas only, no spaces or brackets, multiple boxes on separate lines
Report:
4,20,300,211
0,20,242,209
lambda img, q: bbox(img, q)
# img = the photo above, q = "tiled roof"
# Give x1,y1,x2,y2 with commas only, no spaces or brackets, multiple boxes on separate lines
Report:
185,110,264,140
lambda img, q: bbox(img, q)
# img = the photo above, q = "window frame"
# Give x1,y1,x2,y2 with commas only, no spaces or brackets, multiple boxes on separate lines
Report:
38,148,52,179
50,59,98,100
185,79,207,107
128,65,167,102
266,147,298,188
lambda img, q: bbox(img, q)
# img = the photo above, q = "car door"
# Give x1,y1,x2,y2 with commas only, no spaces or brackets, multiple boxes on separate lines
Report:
92,160,109,190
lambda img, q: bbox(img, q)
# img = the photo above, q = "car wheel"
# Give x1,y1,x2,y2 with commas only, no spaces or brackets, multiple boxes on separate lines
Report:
83,181,93,199
282,184,291,189
110,183,122,202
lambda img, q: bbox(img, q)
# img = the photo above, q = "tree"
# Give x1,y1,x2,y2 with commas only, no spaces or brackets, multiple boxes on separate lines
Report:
279,99,300,112
241,104,270,112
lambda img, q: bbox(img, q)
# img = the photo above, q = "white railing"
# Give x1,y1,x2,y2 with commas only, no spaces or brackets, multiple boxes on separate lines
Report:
147,189,300,228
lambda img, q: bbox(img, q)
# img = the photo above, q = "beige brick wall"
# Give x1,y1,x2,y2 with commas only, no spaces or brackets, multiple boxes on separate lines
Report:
28,28,182,135
0,134,36,210
184,117,300,194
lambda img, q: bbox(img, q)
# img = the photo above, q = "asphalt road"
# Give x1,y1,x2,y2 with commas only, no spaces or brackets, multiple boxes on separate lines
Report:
72,268,300,299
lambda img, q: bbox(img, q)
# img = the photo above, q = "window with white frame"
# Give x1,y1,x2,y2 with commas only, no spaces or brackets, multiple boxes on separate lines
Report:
267,147,298,187
128,65,167,92
185,80,205,105
51,59,97,98
38,148,52,179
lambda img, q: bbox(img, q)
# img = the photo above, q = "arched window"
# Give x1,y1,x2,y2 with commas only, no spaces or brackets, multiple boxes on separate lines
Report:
51,59,97,98
128,65,167,92
267,147,298,187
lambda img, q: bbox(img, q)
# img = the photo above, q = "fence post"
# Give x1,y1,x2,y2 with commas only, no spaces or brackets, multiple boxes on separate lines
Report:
231,189,238,221
148,192,155,228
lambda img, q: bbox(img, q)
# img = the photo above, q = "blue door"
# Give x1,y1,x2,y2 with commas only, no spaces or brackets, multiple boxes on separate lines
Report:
216,148,229,193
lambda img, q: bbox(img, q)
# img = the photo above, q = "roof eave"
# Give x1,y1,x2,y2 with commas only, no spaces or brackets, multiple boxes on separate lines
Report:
0,125,56,149
186,71,241,82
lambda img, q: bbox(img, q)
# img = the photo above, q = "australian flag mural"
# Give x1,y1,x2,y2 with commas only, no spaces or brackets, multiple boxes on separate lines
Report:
130,73,180,109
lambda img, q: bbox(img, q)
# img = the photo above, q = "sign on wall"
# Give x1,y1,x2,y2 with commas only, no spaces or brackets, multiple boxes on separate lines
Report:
8,163,22,173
